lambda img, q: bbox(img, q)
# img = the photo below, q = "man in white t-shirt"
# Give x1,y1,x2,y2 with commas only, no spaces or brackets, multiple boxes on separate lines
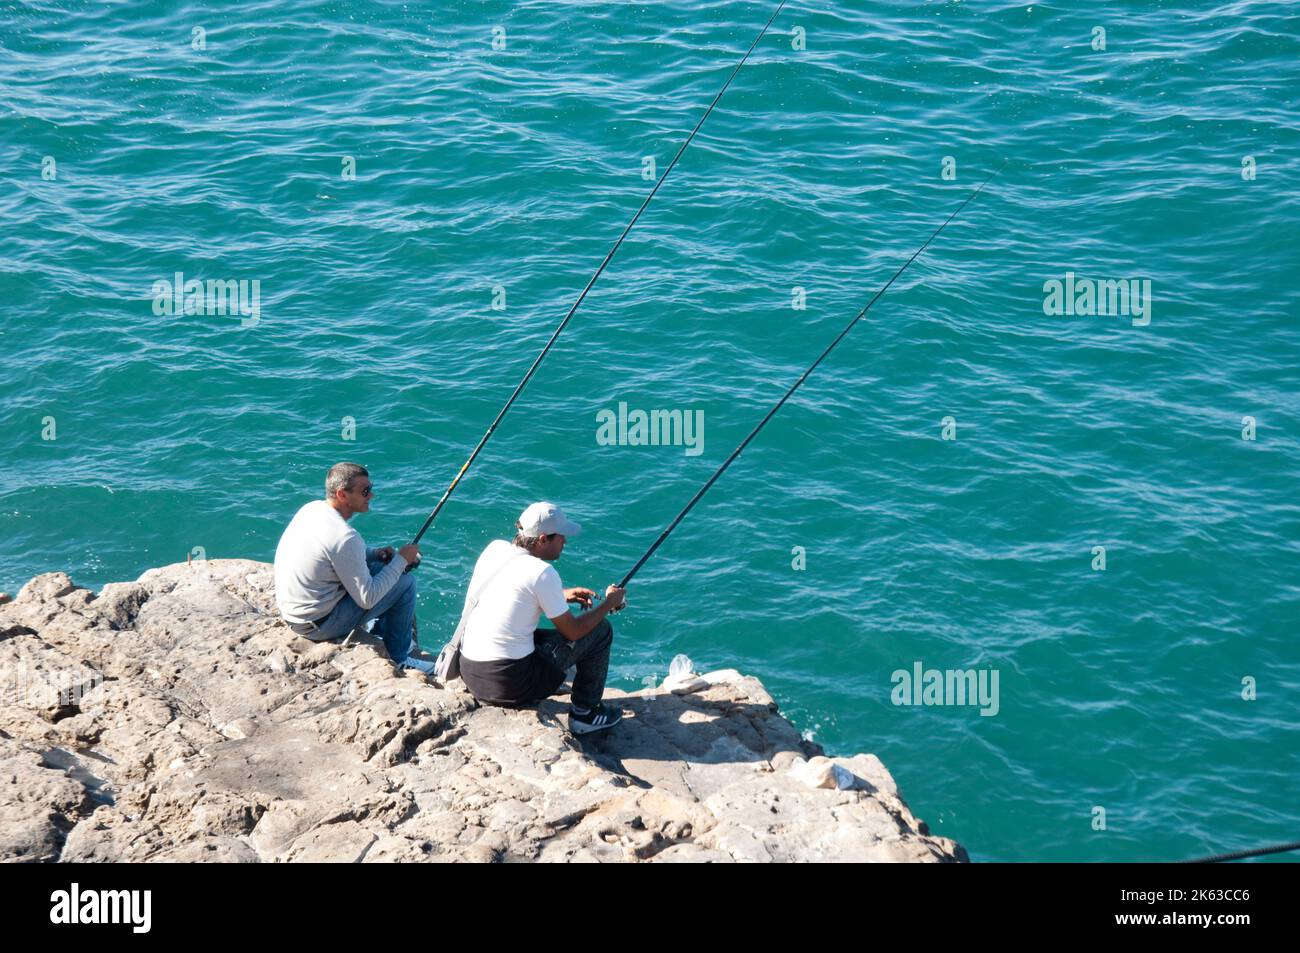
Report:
273,462,434,674
459,502,627,733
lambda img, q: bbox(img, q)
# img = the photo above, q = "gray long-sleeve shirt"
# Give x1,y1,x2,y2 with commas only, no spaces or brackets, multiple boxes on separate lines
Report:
273,500,407,624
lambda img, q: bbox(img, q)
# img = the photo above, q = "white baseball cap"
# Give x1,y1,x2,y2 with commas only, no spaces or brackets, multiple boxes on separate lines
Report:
518,501,582,538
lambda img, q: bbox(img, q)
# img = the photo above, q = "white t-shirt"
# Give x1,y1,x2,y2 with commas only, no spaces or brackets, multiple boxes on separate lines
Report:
459,539,568,662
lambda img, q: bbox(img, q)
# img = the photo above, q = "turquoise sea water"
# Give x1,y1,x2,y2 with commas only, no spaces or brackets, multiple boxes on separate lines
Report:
2,1,1298,862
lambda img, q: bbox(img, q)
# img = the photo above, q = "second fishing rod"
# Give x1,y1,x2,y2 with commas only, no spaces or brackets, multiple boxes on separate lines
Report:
404,1,789,568
615,162,1006,592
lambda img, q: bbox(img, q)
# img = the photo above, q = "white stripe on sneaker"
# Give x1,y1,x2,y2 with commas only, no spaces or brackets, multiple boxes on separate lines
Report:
570,706,622,733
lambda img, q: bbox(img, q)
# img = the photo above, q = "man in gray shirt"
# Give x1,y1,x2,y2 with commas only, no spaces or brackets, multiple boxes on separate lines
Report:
273,462,434,674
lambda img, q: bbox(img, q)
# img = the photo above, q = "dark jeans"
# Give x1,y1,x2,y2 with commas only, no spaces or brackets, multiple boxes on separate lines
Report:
300,560,416,663
460,619,613,710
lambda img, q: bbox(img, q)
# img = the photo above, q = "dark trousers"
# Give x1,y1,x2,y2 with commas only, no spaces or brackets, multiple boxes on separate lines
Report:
460,619,613,711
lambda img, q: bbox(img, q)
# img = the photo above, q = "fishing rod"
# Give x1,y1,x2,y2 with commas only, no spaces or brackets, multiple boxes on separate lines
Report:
616,161,1006,590
406,0,789,561
1181,839,1300,863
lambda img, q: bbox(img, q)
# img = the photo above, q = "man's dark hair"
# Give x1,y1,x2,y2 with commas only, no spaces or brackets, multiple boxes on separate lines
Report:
514,524,556,551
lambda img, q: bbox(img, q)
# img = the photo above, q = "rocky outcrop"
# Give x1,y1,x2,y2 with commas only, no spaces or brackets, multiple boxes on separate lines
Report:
0,560,966,863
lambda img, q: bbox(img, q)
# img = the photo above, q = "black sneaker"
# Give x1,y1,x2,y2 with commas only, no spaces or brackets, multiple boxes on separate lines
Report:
569,703,623,735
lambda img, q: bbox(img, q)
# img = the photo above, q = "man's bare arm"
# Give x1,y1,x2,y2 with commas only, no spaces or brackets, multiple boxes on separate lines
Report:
549,585,626,642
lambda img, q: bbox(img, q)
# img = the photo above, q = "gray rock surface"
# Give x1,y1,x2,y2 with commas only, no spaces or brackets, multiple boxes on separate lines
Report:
0,560,966,863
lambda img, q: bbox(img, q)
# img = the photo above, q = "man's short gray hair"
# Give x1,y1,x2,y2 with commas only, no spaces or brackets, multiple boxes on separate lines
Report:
326,462,368,499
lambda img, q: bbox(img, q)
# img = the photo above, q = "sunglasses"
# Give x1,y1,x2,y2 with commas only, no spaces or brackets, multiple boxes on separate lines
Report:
355,484,374,497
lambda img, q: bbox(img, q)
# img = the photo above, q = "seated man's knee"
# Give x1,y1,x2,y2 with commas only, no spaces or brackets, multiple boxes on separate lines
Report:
594,618,613,645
